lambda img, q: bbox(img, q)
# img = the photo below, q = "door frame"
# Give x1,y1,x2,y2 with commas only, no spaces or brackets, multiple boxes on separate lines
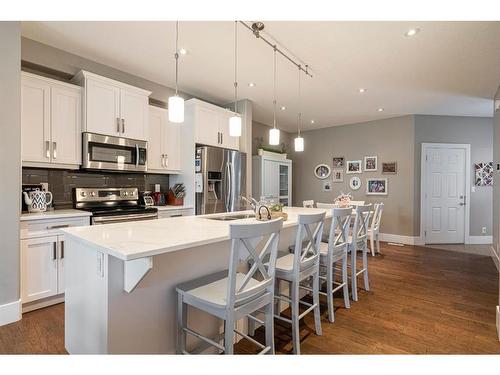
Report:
420,143,471,244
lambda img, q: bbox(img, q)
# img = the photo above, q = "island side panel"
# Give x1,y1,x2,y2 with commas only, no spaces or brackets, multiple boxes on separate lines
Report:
65,237,109,354
106,240,233,354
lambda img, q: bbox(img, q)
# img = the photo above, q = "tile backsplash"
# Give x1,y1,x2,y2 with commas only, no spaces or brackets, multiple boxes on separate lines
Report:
22,168,169,209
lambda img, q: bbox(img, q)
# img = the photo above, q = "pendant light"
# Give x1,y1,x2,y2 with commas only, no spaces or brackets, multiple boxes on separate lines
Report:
269,46,280,145
229,21,242,137
168,21,184,123
294,66,304,152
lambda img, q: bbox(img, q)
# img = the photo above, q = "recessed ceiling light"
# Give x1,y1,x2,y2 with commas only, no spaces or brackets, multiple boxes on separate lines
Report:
378,108,384,112
359,88,367,93
310,120,315,124
179,48,188,55
248,82,256,87
404,28,420,37
280,106,286,111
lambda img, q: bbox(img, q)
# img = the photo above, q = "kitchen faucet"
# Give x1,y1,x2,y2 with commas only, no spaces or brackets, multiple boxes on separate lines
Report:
241,196,259,212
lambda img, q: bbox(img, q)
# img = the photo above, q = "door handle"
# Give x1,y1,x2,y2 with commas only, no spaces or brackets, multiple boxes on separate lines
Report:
459,202,466,206
161,154,164,168
135,144,139,167
122,119,125,134
220,132,223,145
52,142,57,159
165,153,168,168
116,118,120,133
45,141,51,159
53,242,57,261
60,241,65,259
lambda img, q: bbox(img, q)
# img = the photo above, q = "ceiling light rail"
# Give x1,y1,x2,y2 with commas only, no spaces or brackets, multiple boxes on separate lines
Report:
239,21,313,78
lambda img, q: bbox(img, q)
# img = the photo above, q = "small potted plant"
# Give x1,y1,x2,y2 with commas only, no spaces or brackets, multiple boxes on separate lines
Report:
268,202,288,221
255,136,288,160
167,183,186,206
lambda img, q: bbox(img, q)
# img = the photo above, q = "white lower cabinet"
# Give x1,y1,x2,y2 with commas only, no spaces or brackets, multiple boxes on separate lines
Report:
157,209,192,219
20,236,60,303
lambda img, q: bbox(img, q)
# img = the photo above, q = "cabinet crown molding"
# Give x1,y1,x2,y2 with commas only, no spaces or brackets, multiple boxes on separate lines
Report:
72,70,152,97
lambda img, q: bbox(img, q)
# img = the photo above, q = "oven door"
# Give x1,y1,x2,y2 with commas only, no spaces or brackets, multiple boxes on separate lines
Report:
92,212,158,225
82,132,147,172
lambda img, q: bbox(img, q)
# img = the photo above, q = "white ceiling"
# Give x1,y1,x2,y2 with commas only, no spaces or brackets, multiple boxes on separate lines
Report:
21,21,500,132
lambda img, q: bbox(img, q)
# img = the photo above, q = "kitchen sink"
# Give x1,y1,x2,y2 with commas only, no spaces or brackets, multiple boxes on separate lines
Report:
204,213,255,221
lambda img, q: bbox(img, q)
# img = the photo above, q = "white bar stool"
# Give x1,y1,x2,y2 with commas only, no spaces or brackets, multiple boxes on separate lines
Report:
274,212,325,354
176,218,283,354
368,203,384,256
302,200,315,208
318,207,352,322
349,204,372,302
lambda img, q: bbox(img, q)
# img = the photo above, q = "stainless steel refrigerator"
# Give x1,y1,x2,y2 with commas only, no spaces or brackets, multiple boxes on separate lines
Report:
195,146,246,215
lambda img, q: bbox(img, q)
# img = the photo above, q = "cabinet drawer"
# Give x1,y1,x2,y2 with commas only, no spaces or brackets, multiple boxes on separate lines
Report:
158,209,192,219
20,217,90,239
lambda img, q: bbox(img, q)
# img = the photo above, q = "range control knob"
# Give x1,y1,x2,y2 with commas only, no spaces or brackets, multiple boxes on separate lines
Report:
80,191,87,197
90,191,96,197
123,191,129,196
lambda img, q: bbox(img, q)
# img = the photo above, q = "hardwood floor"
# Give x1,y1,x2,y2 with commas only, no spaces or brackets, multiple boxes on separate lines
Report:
1,243,499,354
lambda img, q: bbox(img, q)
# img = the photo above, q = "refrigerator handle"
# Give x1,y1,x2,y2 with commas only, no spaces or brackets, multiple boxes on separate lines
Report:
225,162,232,211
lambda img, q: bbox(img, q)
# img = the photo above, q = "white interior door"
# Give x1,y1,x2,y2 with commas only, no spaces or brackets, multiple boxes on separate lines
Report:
424,146,467,244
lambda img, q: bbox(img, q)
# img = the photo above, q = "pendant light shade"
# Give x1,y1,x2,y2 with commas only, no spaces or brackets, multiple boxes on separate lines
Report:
294,136,304,152
269,128,280,145
168,95,184,123
228,21,242,137
229,115,242,137
168,21,184,124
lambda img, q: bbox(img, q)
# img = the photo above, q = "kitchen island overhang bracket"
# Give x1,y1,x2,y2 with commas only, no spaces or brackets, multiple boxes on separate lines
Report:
124,257,153,293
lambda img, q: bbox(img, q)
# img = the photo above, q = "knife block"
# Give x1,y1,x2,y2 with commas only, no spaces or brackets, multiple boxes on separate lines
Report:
167,190,184,206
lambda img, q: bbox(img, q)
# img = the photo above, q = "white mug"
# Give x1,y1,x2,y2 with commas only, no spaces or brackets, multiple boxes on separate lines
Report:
23,190,53,213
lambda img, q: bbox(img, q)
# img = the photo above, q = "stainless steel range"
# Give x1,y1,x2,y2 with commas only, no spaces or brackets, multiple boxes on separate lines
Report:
74,187,158,225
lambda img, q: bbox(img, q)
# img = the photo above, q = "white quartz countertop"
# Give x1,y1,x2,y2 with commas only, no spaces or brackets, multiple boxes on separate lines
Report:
62,207,331,261
154,205,193,211
21,209,92,221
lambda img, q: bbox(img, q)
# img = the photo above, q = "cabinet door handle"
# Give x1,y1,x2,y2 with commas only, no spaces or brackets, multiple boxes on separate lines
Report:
45,141,51,159
60,241,65,259
53,242,57,260
116,118,120,133
165,153,168,168
52,142,57,159
122,119,125,133
220,132,223,144
47,224,69,230
218,132,221,144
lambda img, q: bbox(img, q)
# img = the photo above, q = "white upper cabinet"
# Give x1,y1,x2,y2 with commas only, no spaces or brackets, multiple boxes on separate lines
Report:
188,99,240,150
85,78,121,136
73,71,151,141
148,105,181,174
21,72,81,169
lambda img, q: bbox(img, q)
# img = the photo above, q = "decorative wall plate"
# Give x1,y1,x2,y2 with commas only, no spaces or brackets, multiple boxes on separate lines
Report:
314,164,331,179
349,176,361,190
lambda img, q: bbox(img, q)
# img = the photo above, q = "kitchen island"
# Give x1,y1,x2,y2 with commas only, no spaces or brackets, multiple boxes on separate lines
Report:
62,207,331,354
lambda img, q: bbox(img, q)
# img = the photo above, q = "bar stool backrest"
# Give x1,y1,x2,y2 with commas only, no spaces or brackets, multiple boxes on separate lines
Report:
371,203,384,232
352,204,372,245
292,212,325,273
226,218,283,308
303,200,315,208
327,207,352,254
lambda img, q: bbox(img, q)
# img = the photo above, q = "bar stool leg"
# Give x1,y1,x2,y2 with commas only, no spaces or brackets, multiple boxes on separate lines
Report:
363,243,370,291
312,272,322,336
342,251,350,309
177,294,187,354
275,279,281,316
265,300,275,354
350,246,358,301
326,259,334,322
290,280,301,354
224,315,235,354
370,236,376,256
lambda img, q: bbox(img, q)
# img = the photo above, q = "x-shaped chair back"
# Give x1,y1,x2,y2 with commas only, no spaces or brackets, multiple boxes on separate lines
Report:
352,204,372,244
371,203,384,231
293,212,325,273
226,218,283,308
327,207,352,254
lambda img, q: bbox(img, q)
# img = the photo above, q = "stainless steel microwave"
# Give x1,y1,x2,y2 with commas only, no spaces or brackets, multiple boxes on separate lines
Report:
82,132,148,172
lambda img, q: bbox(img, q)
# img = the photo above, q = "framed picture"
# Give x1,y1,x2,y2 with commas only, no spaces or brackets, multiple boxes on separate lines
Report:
323,180,332,192
332,157,345,168
366,178,388,195
314,164,331,179
474,162,493,186
346,160,362,174
332,169,344,182
364,156,378,172
349,176,361,190
382,162,397,174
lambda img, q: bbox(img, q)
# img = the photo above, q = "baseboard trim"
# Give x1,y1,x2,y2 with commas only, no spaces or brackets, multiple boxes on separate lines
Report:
466,235,493,245
0,299,21,327
489,246,500,271
379,233,421,246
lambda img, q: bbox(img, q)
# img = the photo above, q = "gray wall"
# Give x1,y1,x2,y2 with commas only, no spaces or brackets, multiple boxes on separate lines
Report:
0,22,21,307
291,116,416,236
414,115,493,237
